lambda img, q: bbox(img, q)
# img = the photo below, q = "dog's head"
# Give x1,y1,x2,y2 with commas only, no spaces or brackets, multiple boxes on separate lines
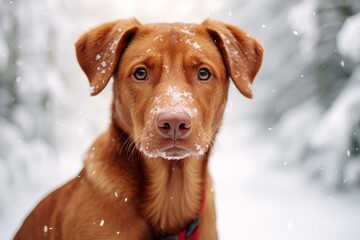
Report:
76,18,263,160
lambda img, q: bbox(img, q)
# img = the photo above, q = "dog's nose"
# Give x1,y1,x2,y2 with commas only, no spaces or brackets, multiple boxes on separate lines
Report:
157,112,192,139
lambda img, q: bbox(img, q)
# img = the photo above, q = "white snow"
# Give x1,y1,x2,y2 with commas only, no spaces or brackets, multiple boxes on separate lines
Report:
184,38,202,50
337,12,360,62
195,143,208,155
162,64,170,74
153,35,164,42
89,85,96,95
180,27,195,36
192,41,201,49
0,35,8,71
140,144,193,160
211,117,360,240
150,85,198,118
109,39,119,53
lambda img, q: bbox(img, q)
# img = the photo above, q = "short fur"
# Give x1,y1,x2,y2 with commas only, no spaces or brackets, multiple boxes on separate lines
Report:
14,18,263,240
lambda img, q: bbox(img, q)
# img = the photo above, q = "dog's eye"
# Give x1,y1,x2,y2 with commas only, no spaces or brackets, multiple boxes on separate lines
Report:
133,67,148,81
198,68,211,81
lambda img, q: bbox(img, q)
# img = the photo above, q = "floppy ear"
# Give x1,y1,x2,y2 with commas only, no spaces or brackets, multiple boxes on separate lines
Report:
75,18,140,96
203,19,264,98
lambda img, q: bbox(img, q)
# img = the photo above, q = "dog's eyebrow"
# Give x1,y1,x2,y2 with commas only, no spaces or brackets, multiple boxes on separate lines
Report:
186,55,215,67
184,55,223,78
127,54,161,67
120,54,161,78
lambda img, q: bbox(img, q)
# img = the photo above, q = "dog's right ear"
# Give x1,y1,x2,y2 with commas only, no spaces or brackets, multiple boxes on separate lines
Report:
75,19,140,96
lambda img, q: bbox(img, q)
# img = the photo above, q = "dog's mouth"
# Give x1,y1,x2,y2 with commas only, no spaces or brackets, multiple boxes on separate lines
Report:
139,140,208,160
158,146,192,160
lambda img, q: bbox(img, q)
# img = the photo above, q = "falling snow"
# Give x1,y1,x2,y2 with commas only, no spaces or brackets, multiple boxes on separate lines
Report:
1,1,360,240
180,28,195,36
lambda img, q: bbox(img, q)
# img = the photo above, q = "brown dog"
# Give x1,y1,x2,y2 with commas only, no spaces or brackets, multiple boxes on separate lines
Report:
14,18,263,240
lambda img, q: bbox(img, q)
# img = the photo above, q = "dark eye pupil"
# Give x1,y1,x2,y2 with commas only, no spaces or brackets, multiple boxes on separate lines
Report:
134,68,147,80
198,68,211,80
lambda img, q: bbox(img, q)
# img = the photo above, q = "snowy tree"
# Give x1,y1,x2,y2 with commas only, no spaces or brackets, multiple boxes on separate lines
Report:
281,0,360,188
223,0,360,189
0,0,66,226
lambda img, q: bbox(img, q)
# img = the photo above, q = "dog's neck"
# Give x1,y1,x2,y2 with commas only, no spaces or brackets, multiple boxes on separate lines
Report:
85,121,208,235
140,154,207,234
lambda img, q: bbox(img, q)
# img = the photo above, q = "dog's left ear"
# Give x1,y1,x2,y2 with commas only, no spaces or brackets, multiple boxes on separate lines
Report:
75,18,140,96
203,19,264,98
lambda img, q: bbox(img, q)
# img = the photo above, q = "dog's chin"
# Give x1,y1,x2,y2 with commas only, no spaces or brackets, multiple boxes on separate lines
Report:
139,138,210,161
140,147,191,160
162,147,192,160
139,145,208,161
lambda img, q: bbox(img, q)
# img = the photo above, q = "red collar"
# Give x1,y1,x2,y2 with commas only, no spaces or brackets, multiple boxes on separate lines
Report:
157,218,200,240
156,191,205,240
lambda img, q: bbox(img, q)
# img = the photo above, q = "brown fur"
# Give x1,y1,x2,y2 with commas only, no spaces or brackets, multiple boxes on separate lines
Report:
14,18,263,240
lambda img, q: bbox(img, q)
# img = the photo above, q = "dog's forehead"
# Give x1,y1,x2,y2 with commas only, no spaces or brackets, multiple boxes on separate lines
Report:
138,23,208,45
141,22,202,36
126,22,220,59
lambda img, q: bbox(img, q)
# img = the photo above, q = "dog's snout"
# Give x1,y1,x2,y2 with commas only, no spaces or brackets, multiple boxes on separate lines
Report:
157,112,192,139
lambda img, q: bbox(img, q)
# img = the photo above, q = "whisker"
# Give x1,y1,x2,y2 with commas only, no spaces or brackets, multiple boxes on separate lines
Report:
119,131,139,156
203,132,215,149
119,136,132,156
123,132,144,160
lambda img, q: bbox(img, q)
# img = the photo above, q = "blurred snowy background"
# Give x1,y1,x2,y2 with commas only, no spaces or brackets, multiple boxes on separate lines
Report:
1,0,360,239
